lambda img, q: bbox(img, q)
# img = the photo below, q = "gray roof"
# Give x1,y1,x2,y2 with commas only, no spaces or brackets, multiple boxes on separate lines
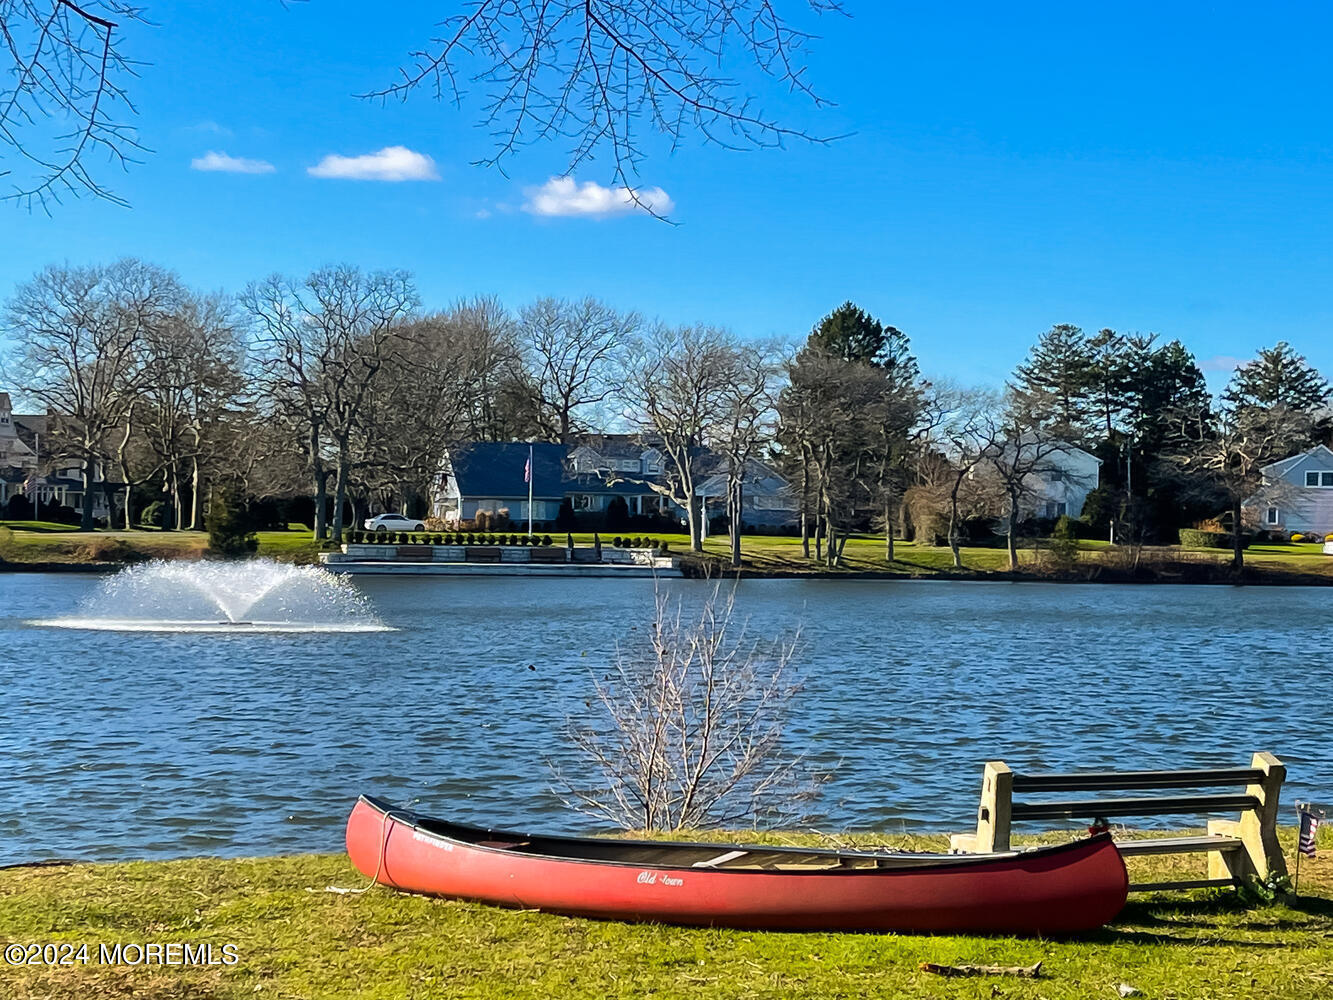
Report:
449,441,664,500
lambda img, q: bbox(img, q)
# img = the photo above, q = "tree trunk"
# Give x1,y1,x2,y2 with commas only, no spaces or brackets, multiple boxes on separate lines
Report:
884,499,895,563
800,510,810,560
1231,497,1244,573
313,467,329,540
949,485,963,569
331,446,350,544
80,453,95,531
728,482,742,568
685,491,703,552
1007,488,1020,571
188,455,202,530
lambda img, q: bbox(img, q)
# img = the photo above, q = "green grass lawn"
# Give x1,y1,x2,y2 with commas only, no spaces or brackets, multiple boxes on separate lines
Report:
2,826,1329,1000
4,520,1333,579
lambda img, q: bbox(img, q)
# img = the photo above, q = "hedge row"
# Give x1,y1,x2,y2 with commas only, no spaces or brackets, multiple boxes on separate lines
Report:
347,531,555,546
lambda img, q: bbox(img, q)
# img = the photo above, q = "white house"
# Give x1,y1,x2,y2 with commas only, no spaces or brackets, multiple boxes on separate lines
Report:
975,439,1101,520
1025,443,1101,519
0,392,115,518
1244,444,1333,538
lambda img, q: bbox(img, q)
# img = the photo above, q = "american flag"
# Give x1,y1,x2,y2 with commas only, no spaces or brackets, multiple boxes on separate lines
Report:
1298,806,1322,859
523,446,532,484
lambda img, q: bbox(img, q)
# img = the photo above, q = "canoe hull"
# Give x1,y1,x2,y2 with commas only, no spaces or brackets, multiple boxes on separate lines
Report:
346,797,1127,935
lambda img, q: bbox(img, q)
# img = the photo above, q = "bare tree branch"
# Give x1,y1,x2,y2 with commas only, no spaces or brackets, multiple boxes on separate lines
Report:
1,0,147,210
365,1,847,212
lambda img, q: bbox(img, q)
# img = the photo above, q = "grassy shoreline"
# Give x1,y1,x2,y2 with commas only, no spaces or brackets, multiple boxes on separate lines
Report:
2,826,1329,1000
4,521,1333,584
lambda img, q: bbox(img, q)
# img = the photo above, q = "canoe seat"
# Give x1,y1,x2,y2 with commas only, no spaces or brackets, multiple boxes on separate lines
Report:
692,849,749,868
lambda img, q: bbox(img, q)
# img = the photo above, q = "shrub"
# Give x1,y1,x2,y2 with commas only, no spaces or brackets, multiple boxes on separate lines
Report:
141,500,169,529
542,534,553,546
508,533,519,546
1291,533,1306,543
605,495,630,531
1179,528,1229,549
1179,528,1251,551
659,540,670,552
555,498,577,531
613,536,623,547
1049,515,1079,565
206,489,258,558
1326,534,1333,542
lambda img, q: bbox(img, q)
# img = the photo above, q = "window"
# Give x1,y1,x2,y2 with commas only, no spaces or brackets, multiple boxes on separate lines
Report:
1043,501,1067,518
1325,473,1333,487
1306,471,1333,487
1266,506,1280,525
572,494,593,510
1307,472,1319,487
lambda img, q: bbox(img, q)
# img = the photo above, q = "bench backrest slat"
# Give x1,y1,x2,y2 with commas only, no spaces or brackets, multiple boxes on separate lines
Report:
1013,768,1264,793
1012,793,1260,821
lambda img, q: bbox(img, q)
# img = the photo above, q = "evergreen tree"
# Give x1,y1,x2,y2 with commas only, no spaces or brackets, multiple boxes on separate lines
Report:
1010,324,1094,438
807,302,920,387
206,488,259,558
1123,337,1209,450
1223,341,1329,413
1086,328,1130,438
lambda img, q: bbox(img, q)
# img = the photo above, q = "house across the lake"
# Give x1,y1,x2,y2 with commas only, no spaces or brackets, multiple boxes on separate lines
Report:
0,394,116,519
433,436,799,530
434,438,671,526
1244,444,1333,538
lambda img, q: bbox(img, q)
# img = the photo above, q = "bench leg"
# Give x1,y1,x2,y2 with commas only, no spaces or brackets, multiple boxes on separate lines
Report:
975,761,1013,853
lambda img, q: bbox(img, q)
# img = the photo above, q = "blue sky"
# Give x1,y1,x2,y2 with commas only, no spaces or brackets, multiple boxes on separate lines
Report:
4,1,1333,389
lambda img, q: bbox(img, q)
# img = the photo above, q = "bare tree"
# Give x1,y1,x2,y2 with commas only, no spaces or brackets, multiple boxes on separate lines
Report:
906,386,1003,568
243,266,419,542
1160,400,1310,571
553,584,823,831
1,1,146,208
775,350,889,567
519,296,637,443
134,293,243,529
619,324,737,551
978,392,1094,571
370,1,844,206
3,258,182,528
711,340,780,567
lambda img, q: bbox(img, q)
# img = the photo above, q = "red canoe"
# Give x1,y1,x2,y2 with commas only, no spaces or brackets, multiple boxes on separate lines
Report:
346,795,1127,934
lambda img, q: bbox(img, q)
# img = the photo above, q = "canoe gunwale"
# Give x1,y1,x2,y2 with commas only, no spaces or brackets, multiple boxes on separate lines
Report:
355,793,1111,877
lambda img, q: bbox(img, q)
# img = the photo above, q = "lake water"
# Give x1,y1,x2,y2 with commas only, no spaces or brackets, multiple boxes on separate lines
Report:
2,572,1329,863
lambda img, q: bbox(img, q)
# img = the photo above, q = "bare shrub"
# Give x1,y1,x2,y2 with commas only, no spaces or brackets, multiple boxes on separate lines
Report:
552,584,826,831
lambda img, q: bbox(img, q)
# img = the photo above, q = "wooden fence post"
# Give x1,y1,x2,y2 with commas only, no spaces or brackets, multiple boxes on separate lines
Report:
975,761,1014,853
1208,751,1286,883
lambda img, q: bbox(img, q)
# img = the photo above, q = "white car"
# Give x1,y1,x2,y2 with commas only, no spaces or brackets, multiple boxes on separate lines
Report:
364,512,425,534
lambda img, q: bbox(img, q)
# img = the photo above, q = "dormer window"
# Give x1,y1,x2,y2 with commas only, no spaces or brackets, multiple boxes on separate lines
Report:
1305,471,1333,487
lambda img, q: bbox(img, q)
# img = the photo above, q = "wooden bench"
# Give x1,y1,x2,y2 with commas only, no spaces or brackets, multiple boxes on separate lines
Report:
395,545,434,561
950,752,1286,893
464,546,502,563
528,548,568,564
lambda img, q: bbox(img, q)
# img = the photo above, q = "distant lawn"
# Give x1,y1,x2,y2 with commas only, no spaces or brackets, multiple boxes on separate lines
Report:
0,520,83,533
3,520,1332,577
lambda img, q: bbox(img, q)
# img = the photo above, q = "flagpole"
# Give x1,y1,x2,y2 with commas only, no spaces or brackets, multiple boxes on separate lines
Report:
527,444,534,537
32,430,39,521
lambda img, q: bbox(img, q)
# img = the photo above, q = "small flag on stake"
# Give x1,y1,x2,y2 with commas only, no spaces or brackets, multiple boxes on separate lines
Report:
1298,806,1321,859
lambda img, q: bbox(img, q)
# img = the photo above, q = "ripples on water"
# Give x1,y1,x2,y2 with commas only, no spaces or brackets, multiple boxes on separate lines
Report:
2,574,1328,862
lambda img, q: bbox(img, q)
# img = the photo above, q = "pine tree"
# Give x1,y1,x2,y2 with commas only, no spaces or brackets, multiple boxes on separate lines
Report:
1010,324,1094,438
1123,338,1209,450
807,302,920,385
1223,341,1330,413
1086,327,1129,438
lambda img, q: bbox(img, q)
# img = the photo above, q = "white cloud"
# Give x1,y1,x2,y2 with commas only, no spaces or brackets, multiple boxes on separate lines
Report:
187,120,233,137
307,146,439,182
522,177,674,218
190,151,275,174
1199,354,1246,373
